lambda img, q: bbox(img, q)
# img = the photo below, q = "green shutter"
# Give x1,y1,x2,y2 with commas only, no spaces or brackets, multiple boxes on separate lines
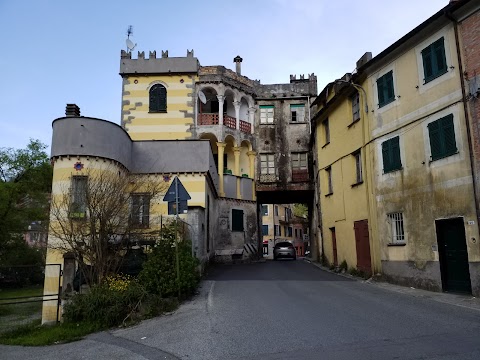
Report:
434,37,447,74
441,114,457,156
377,71,394,107
149,84,167,112
428,120,442,160
382,136,401,173
422,37,447,83
290,104,305,108
391,136,401,170
377,77,385,106
260,105,274,109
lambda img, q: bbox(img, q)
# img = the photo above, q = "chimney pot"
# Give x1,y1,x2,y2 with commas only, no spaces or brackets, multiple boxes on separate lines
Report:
233,55,243,75
66,104,80,117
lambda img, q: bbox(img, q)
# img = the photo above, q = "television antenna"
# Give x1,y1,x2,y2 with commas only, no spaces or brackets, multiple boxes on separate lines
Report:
125,25,137,53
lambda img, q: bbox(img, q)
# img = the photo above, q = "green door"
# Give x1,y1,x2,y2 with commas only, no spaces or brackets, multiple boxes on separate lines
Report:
436,218,472,294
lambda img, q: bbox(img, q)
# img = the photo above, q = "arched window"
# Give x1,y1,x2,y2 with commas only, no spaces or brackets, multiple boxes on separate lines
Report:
149,84,167,112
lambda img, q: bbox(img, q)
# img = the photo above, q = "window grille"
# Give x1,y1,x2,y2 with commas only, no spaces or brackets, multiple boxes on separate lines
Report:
388,212,405,243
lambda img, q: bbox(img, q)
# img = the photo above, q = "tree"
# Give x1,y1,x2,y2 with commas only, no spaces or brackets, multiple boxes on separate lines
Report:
48,165,168,286
293,203,308,218
0,139,52,266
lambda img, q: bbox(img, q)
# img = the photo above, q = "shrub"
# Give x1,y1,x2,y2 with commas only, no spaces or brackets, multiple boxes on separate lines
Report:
63,279,147,327
139,221,200,299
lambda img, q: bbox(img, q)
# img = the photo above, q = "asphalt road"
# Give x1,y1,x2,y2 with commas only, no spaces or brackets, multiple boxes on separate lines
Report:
2,260,480,360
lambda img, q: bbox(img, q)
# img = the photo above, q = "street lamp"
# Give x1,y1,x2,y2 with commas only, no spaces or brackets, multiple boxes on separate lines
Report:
335,79,369,114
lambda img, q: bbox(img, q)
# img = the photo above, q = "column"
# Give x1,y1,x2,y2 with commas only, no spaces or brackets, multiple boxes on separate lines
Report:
233,101,240,130
247,150,257,201
217,95,224,126
248,107,256,134
234,147,241,199
217,142,226,197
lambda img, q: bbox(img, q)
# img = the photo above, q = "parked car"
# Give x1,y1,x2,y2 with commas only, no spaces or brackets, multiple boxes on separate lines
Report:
273,241,296,260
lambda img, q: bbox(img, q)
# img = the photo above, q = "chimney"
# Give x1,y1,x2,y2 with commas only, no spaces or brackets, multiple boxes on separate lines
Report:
233,55,243,75
66,104,80,117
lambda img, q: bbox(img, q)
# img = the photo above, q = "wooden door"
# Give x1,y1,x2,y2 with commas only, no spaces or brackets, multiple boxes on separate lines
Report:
354,220,372,275
436,218,471,294
331,227,338,266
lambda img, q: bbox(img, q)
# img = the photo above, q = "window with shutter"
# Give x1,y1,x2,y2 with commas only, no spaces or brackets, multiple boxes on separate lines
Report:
351,92,360,122
382,136,402,173
262,225,269,235
377,71,395,108
428,114,457,161
149,84,167,112
421,37,448,84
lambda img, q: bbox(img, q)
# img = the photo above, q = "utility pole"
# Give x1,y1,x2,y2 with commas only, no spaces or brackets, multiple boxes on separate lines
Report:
175,178,181,300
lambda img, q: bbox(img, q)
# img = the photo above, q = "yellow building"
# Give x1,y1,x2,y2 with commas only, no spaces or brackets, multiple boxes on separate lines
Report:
43,50,317,323
260,204,294,259
311,74,374,275
312,2,480,295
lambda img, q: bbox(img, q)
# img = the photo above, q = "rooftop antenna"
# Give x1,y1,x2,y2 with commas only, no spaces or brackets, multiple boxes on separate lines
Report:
126,25,137,53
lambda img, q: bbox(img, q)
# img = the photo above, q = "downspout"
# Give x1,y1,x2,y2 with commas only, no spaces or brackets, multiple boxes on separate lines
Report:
445,9,480,224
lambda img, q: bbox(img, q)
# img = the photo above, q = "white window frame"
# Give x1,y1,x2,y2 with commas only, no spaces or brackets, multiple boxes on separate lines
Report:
260,154,276,175
290,104,305,123
260,106,274,124
387,212,405,244
292,152,308,170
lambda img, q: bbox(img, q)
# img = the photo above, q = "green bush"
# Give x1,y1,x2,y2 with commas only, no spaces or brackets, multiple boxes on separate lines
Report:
63,279,147,327
139,221,199,299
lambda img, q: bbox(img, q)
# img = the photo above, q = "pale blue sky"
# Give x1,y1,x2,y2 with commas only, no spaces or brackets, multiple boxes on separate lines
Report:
0,0,448,151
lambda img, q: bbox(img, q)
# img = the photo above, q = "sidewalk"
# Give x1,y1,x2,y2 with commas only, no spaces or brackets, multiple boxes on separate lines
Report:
304,258,480,313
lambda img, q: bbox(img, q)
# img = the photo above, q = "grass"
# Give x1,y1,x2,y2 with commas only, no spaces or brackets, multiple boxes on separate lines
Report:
0,286,44,300
0,319,102,346
0,285,48,334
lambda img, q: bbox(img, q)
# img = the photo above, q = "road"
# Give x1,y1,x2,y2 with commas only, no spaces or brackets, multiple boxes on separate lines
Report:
1,260,480,359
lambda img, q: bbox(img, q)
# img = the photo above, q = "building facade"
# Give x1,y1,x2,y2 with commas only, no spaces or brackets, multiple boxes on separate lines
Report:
312,0,480,295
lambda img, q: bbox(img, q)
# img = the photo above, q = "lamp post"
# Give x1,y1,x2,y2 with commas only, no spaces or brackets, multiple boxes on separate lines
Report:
335,79,369,114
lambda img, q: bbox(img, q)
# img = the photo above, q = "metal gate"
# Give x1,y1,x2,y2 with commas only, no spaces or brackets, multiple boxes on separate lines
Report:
0,264,62,332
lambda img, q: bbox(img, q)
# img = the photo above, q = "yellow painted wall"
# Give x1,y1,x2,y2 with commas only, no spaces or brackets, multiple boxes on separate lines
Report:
364,24,479,266
316,88,370,270
43,156,209,323
122,75,198,140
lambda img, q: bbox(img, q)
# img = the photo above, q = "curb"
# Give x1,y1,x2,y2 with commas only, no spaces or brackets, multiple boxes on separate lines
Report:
303,258,480,312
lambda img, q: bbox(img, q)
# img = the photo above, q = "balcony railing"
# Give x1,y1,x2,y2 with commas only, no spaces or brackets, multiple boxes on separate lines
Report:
240,120,251,134
224,115,236,129
292,168,309,182
198,113,251,134
198,113,219,125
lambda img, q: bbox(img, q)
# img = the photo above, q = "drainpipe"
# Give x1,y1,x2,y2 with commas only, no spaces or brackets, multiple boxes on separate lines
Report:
445,9,480,225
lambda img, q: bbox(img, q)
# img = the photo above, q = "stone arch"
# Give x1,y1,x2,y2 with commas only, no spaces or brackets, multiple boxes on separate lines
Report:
224,88,236,118
240,140,252,177
147,80,169,91
197,86,219,114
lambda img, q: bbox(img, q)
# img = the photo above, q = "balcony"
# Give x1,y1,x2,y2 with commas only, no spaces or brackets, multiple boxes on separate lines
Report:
224,115,236,130
292,169,309,182
198,113,219,125
197,113,251,134
240,120,251,133
222,174,254,200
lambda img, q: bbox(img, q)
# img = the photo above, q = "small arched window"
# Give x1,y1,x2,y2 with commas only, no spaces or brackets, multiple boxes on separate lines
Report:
149,84,167,112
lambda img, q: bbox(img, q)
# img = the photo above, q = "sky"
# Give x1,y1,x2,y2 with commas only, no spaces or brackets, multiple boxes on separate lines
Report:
0,0,449,152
